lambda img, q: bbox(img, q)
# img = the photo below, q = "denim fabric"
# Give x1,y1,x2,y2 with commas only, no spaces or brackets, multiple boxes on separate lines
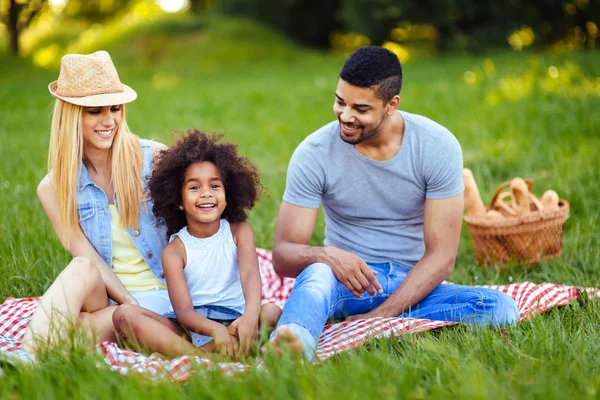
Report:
163,305,242,347
274,262,519,361
75,139,167,283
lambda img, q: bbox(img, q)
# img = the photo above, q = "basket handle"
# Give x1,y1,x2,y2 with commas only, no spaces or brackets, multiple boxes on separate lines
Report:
489,178,534,208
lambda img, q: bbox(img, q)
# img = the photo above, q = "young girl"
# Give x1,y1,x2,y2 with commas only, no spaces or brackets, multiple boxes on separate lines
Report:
117,130,281,358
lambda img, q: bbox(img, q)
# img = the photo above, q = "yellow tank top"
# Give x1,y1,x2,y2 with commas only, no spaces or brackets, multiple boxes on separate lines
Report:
109,205,166,291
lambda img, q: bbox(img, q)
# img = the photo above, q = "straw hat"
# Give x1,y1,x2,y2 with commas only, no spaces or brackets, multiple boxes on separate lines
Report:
48,51,137,107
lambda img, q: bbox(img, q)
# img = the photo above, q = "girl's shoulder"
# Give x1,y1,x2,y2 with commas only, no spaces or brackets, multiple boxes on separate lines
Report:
228,221,254,246
162,235,186,267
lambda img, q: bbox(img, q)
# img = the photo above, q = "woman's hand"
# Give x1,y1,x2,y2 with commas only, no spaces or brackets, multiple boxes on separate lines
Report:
121,293,139,306
228,314,258,355
211,324,239,357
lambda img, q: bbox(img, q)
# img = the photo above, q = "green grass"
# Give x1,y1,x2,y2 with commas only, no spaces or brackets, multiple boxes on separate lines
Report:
1,13,600,398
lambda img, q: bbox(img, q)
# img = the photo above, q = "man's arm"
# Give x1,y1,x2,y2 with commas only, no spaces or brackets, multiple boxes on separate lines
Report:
348,193,464,319
273,201,382,297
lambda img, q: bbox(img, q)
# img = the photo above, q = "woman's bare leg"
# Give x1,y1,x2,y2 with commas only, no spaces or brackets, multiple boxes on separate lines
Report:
78,305,118,343
112,304,206,358
22,257,113,353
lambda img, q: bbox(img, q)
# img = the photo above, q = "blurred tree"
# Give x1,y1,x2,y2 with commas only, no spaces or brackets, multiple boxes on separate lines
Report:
215,0,341,48
0,0,47,55
341,0,599,51
61,0,134,22
189,0,211,13
341,0,405,45
215,0,598,51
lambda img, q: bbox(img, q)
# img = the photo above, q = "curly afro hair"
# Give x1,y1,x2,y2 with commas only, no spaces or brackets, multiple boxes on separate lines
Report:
149,130,263,238
339,46,403,102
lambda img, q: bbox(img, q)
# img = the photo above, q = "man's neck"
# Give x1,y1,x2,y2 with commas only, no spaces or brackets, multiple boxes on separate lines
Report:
354,111,405,161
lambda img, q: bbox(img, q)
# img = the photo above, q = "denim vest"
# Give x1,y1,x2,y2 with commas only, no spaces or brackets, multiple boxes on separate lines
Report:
76,139,167,283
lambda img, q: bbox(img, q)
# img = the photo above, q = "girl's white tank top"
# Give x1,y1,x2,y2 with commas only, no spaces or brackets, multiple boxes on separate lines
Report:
169,220,245,313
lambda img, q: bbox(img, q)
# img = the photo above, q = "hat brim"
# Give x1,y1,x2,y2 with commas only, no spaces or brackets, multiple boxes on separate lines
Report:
48,81,137,107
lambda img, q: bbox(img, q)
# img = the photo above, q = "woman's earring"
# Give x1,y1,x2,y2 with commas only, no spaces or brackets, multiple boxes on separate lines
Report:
178,205,184,210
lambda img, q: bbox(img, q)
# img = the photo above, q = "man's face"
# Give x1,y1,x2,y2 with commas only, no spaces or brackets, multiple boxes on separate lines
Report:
333,78,388,145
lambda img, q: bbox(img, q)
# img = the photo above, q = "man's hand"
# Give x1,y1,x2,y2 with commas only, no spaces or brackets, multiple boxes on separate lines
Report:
323,246,383,298
211,324,239,357
228,314,258,355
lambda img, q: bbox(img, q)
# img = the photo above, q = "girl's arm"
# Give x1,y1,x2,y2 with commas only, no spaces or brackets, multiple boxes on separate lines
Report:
162,238,229,336
37,175,134,305
229,222,262,353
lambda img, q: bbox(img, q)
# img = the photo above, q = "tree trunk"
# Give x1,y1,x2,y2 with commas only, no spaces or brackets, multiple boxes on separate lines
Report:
8,0,20,56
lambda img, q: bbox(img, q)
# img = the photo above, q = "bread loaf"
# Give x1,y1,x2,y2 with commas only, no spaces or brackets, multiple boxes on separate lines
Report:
486,209,504,220
510,178,531,215
463,168,486,217
541,190,560,212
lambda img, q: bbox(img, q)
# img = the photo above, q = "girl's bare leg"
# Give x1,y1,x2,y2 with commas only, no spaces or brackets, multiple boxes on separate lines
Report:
22,257,114,353
260,303,282,331
114,303,283,359
112,304,206,358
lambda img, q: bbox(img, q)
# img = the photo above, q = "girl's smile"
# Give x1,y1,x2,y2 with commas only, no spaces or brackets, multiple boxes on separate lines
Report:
181,161,227,236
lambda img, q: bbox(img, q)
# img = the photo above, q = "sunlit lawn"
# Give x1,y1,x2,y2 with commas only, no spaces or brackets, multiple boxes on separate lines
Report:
1,13,600,398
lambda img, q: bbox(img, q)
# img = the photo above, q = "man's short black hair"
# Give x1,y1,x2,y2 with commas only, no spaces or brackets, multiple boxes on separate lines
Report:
339,46,403,102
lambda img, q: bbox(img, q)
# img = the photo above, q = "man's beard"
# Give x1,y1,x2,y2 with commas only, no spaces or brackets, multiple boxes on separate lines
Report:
339,114,386,145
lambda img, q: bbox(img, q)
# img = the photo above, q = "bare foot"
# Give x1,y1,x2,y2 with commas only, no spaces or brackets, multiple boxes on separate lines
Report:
149,352,168,360
266,327,305,356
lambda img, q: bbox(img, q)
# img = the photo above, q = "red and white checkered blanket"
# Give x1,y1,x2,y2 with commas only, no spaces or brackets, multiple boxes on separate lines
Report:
1,249,598,381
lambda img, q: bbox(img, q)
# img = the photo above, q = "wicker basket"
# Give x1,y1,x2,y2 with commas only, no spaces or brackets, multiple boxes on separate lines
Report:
464,180,569,267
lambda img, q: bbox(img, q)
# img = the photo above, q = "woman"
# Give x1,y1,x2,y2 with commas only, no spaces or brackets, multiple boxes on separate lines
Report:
21,51,190,357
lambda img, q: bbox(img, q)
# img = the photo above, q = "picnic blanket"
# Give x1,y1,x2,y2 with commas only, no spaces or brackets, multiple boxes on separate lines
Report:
1,249,598,381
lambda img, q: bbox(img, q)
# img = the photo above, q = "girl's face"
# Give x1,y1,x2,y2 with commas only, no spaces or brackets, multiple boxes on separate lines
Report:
180,161,227,228
82,105,122,151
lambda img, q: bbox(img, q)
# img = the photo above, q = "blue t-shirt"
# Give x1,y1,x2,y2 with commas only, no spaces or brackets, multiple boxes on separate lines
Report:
283,111,464,268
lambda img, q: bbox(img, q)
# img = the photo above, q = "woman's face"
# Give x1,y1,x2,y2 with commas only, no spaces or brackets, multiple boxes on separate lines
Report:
82,105,123,151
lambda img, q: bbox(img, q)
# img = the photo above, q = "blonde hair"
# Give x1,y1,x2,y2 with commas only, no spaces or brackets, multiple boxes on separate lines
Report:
48,100,144,246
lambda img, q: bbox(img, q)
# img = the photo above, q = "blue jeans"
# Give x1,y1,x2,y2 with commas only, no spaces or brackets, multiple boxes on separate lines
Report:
274,262,519,360
164,305,242,347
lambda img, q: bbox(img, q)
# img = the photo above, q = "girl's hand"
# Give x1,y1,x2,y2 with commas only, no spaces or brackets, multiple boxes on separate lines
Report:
211,324,239,357
228,314,258,355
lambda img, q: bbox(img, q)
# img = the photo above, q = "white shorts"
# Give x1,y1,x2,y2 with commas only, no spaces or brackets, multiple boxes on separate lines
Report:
110,288,172,315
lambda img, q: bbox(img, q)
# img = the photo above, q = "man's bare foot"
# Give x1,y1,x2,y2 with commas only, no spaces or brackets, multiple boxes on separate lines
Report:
149,352,168,360
265,327,305,356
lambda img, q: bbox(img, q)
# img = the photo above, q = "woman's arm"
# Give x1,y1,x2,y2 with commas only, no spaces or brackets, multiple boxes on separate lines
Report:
150,140,168,161
37,175,134,304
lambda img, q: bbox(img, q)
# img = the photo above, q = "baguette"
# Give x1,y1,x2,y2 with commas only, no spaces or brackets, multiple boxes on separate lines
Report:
462,168,486,217
510,178,531,215
486,209,504,220
541,190,560,212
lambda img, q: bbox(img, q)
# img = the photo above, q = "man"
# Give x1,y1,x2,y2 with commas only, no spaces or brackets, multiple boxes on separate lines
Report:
269,46,519,360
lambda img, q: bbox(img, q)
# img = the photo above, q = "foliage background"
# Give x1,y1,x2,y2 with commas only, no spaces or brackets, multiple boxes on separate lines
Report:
0,1,599,398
